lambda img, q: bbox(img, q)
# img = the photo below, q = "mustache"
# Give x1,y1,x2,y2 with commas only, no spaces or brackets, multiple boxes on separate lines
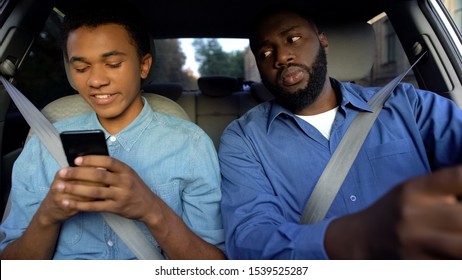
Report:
278,63,312,81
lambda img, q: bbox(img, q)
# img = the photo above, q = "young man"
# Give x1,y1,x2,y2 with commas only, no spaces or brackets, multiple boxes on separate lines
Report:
0,0,225,259
219,7,462,259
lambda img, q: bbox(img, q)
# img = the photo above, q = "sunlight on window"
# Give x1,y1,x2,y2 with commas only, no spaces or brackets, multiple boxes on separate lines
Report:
180,38,249,77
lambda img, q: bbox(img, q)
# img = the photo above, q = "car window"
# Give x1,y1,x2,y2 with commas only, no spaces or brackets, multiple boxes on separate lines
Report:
364,13,419,88
442,0,462,32
435,0,462,59
151,38,248,90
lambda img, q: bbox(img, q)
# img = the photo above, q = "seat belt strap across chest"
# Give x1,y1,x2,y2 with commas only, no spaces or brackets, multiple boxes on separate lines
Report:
0,76,164,260
300,52,426,224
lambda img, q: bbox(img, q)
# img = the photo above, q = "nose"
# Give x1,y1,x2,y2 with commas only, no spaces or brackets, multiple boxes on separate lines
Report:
87,66,110,88
274,47,294,68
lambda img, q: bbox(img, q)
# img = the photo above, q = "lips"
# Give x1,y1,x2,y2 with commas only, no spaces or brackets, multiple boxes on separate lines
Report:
94,94,112,99
280,67,306,87
91,93,117,105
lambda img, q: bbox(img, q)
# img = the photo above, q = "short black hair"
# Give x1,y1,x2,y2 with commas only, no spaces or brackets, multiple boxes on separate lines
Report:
61,0,150,60
249,4,320,53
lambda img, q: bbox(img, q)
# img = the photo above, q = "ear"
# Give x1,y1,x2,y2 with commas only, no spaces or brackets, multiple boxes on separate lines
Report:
318,32,329,49
140,53,152,79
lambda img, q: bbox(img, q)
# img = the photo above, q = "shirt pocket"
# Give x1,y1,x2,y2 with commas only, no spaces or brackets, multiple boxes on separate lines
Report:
366,138,424,189
366,139,412,160
58,214,84,246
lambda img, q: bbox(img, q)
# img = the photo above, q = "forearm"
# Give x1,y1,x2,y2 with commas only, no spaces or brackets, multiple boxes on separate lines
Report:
142,197,225,260
1,208,61,260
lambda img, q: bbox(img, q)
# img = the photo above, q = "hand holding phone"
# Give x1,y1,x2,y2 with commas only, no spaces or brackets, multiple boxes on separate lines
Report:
60,129,109,167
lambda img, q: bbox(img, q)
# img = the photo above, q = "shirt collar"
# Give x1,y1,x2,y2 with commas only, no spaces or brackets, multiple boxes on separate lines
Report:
333,78,372,113
92,97,154,151
267,78,373,133
267,102,293,132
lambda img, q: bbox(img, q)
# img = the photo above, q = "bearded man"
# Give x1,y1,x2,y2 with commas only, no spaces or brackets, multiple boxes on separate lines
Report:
218,7,462,260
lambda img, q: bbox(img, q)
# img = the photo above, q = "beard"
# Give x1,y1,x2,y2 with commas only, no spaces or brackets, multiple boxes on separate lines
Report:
262,45,327,113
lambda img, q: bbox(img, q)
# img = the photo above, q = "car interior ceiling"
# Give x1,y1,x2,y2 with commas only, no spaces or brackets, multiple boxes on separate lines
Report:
54,0,397,39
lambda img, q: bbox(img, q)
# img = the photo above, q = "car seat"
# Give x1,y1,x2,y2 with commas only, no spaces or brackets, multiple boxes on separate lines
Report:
142,83,184,101
323,21,376,81
39,93,189,124
194,76,260,149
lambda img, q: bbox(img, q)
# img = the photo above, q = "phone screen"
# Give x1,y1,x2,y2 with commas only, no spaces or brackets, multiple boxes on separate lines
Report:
60,129,109,166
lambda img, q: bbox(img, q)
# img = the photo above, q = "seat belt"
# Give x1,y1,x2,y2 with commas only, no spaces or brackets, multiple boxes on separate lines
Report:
0,76,164,260
300,52,426,224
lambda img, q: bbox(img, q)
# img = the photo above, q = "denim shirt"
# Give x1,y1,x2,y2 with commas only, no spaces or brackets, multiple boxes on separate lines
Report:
219,79,462,259
0,99,224,259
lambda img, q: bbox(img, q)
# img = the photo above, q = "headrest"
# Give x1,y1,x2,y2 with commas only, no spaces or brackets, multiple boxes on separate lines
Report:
142,83,183,101
321,21,376,82
64,37,156,90
197,76,240,97
39,93,189,123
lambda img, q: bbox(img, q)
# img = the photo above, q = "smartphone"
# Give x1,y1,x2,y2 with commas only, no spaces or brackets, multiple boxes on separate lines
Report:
60,129,109,167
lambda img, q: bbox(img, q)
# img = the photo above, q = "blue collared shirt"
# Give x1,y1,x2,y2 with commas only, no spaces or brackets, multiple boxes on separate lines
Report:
1,99,224,259
219,79,462,259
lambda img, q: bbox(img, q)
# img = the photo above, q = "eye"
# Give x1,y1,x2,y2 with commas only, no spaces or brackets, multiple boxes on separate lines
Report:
107,62,122,68
288,36,301,43
74,66,88,73
259,49,272,60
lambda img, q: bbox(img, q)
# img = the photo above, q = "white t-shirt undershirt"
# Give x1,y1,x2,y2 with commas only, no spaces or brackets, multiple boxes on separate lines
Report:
296,106,339,140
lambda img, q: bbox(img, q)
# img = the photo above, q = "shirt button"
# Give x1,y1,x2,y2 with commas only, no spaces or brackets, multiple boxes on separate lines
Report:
107,240,114,247
109,136,117,142
350,195,357,202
